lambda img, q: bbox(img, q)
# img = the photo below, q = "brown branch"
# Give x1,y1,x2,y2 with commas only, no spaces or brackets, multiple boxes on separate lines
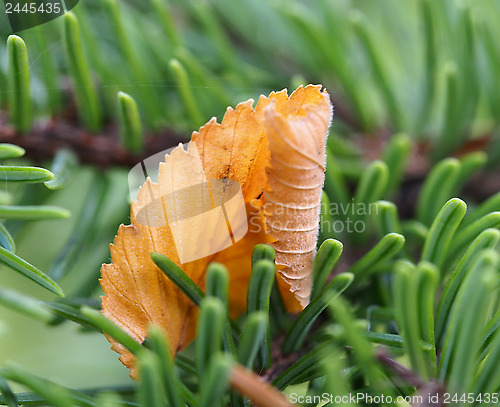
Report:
260,331,308,383
376,349,447,407
376,348,426,388
0,114,185,168
411,382,447,407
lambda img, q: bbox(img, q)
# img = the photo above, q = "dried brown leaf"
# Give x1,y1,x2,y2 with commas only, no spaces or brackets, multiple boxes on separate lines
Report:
100,85,332,374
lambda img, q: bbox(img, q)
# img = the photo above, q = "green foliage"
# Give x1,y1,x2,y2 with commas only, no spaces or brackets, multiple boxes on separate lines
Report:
117,93,144,154
62,12,102,132
2,0,500,406
6,36,31,134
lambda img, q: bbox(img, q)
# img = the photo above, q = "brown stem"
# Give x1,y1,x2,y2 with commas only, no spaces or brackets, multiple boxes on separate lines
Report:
230,365,293,407
376,348,426,388
0,115,185,168
376,349,447,407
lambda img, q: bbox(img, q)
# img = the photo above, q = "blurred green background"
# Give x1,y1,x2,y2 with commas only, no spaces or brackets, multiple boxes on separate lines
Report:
0,168,132,389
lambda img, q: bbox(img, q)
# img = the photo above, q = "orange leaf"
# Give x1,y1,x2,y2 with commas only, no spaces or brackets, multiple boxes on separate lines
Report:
100,85,332,375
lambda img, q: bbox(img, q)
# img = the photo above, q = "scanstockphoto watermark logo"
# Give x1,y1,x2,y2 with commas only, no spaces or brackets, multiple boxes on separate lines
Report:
0,0,78,34
128,143,248,264
245,199,377,235
320,200,379,234
128,143,378,263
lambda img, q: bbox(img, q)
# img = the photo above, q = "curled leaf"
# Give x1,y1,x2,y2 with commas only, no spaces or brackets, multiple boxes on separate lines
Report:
263,89,332,311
